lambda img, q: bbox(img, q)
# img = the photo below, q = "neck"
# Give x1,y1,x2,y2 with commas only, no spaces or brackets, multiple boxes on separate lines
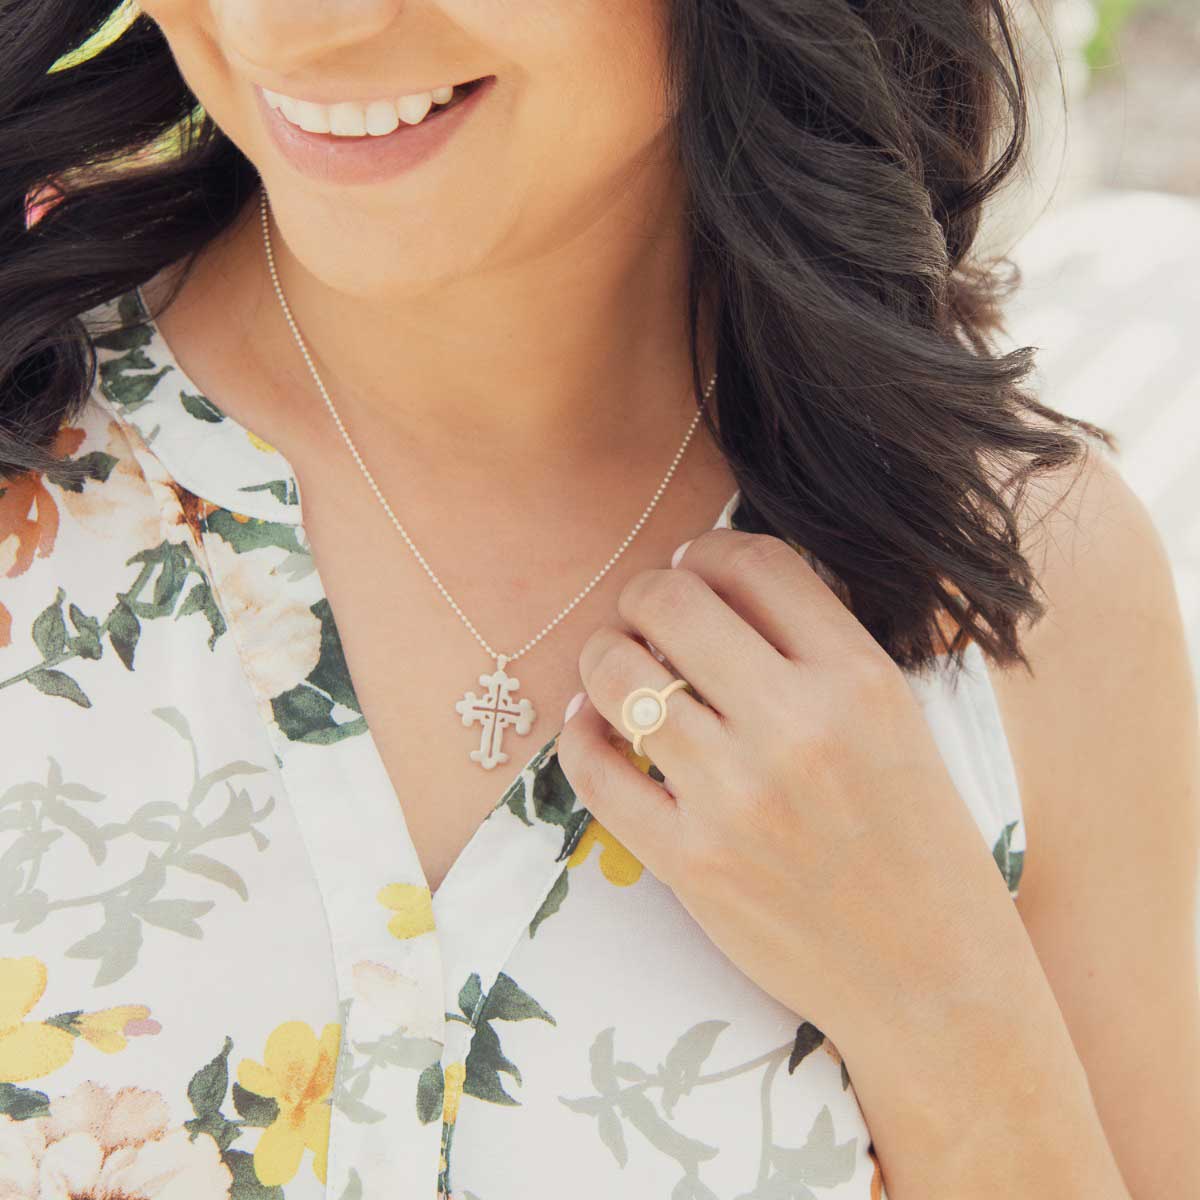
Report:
189,184,719,488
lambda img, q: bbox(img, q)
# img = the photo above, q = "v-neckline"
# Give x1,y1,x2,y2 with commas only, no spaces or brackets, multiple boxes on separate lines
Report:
88,283,747,908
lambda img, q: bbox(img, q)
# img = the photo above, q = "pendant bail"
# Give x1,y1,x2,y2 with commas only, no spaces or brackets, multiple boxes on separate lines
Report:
496,654,509,670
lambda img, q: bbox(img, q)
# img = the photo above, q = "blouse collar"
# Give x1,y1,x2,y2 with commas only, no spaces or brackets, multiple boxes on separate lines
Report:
82,284,744,533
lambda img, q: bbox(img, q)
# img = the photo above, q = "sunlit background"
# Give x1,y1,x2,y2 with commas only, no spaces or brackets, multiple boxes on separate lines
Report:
985,0,1199,686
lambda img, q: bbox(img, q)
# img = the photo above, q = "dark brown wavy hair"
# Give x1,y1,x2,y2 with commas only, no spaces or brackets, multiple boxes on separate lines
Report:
1,0,1117,676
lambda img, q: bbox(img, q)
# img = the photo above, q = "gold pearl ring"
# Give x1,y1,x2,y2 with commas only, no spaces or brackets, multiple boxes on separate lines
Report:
620,677,692,756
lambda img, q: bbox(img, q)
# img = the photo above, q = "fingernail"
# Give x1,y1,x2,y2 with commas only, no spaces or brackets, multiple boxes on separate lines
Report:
563,691,586,724
670,539,693,569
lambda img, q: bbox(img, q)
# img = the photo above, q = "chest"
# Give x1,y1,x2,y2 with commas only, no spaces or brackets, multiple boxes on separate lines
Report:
292,477,677,897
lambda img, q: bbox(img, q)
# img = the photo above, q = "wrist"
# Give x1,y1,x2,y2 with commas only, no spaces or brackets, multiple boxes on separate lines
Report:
830,934,1129,1198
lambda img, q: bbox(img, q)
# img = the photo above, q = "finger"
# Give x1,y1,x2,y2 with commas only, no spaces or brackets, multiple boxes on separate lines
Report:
577,623,729,798
673,529,888,670
615,565,792,720
554,692,682,884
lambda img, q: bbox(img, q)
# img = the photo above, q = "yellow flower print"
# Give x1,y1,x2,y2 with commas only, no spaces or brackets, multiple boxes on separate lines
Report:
377,882,436,939
76,1004,157,1053
442,1060,467,1125
246,429,279,454
0,957,157,1083
0,957,73,1083
237,1020,341,1188
566,819,643,887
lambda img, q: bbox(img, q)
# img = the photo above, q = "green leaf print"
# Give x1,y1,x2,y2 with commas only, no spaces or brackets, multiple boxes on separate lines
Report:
204,508,306,557
188,1035,233,1119
0,537,228,705
528,866,568,938
444,971,558,1112
465,1020,523,1105
334,993,443,1126
335,1167,364,1200
271,598,369,744
224,1149,286,1200
92,299,155,352
562,1018,861,1193
105,595,141,669
660,1021,729,1119
759,1105,858,1198
32,596,68,658
787,1022,825,1075
0,1082,52,1121
43,448,118,495
673,1176,720,1200
416,1062,444,1124
232,1081,281,1128
501,743,593,875
68,603,103,659
992,819,1025,895
26,666,90,707
241,478,302,508
181,389,227,423
458,973,484,1020
481,972,556,1025
1,727,276,984
99,350,172,412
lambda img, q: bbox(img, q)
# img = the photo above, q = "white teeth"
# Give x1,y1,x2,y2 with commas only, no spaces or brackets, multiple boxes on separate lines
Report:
328,101,367,136
364,99,400,136
396,92,433,125
262,84,460,137
295,100,331,134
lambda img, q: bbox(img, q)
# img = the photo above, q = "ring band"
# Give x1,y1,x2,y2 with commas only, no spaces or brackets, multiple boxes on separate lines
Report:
620,677,692,756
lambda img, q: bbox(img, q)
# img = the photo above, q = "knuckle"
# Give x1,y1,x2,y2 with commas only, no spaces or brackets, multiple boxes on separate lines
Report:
620,567,703,628
726,533,793,577
586,635,639,703
842,652,903,706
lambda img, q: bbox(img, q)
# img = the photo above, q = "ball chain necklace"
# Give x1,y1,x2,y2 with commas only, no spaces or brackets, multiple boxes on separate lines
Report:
260,188,716,770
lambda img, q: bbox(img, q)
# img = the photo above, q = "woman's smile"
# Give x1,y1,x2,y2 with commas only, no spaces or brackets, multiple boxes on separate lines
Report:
256,74,496,186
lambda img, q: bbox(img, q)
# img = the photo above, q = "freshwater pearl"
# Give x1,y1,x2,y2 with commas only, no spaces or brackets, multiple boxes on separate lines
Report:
631,695,663,729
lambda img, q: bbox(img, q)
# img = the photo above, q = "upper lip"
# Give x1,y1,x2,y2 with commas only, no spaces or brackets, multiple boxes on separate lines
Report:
255,76,486,105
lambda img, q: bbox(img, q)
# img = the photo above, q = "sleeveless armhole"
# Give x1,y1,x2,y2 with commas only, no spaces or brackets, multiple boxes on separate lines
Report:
902,639,1027,898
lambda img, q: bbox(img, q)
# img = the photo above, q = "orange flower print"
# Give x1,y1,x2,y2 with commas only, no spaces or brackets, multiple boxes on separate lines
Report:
566,819,643,887
377,882,437,939
236,1020,341,1187
0,426,84,648
0,956,157,1083
0,1079,233,1199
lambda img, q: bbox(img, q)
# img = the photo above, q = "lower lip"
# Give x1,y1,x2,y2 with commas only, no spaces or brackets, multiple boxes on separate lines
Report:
258,77,494,186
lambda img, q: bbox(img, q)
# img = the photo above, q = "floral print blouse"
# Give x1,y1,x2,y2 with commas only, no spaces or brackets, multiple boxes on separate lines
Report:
0,286,1026,1200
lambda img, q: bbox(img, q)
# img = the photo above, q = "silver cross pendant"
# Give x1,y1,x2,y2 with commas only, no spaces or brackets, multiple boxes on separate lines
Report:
455,659,537,770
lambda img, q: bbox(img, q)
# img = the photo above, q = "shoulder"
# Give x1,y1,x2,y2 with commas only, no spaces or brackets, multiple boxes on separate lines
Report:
986,435,1197,879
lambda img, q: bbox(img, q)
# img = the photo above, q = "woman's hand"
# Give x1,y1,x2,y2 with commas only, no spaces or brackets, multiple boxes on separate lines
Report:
555,527,1024,1056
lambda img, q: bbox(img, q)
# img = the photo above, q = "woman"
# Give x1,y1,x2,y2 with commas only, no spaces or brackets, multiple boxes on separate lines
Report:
1,1,1197,1197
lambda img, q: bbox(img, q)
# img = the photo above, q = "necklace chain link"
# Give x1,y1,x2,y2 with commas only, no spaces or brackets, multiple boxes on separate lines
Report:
259,187,716,670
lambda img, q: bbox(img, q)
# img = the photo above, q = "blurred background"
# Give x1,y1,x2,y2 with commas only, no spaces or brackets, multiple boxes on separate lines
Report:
983,0,1199,686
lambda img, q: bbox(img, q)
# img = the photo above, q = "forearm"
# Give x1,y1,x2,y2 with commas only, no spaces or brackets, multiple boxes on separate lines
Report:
831,911,1133,1199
